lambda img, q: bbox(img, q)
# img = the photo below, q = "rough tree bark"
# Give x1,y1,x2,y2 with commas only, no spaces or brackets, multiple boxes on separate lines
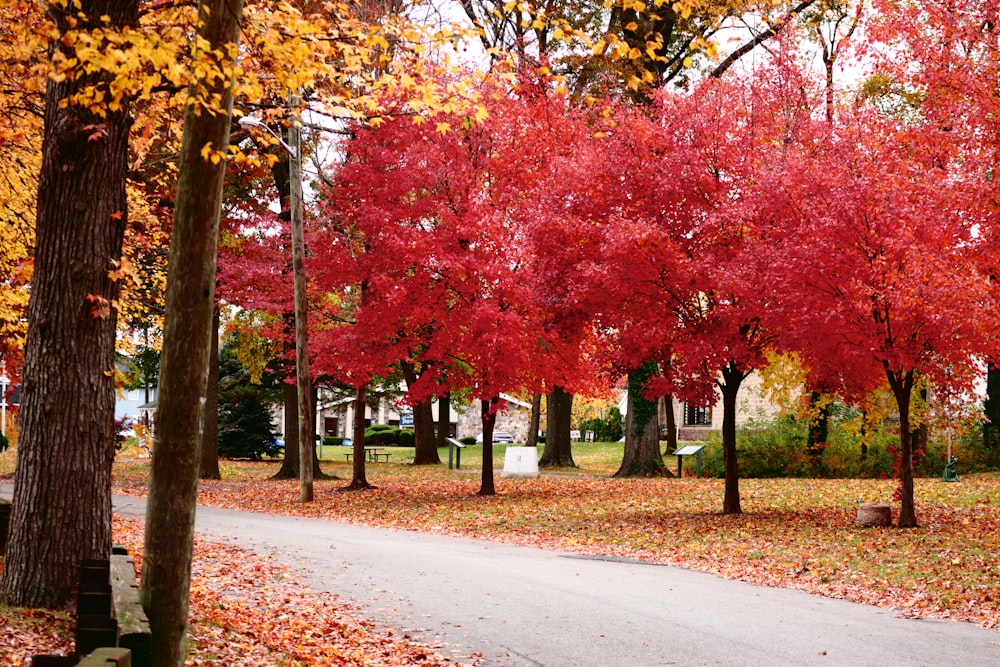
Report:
539,386,575,467
139,0,243,663
0,0,137,609
200,305,222,480
615,362,667,478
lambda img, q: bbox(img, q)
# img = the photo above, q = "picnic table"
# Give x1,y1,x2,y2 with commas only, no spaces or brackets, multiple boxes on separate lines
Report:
343,447,391,463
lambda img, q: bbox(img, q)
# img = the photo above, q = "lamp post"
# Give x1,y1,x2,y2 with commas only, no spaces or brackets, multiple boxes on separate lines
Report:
239,110,314,502
0,373,8,437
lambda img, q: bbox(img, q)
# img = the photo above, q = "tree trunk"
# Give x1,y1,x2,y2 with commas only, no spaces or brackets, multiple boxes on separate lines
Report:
272,381,300,479
287,101,313,503
912,387,928,466
478,397,499,496
539,386,576,467
525,393,541,447
436,391,452,448
887,368,918,528
139,1,242,663
807,391,829,455
662,394,677,454
719,362,745,514
614,362,667,477
984,362,1000,460
412,397,439,463
271,379,331,480
0,0,137,609
399,361,441,464
344,386,373,490
200,305,222,480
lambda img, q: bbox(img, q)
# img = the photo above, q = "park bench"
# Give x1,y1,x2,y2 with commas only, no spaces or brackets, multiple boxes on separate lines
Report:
31,546,151,667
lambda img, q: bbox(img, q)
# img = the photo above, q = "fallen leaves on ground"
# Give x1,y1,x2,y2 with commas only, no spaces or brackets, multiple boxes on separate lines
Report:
1,515,476,666
118,516,474,666
113,461,1000,632
0,603,73,666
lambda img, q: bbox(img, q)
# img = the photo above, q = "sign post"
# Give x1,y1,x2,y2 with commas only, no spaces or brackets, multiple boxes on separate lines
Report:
671,444,706,478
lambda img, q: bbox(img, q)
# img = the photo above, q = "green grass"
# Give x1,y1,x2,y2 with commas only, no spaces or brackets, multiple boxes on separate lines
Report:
314,441,627,476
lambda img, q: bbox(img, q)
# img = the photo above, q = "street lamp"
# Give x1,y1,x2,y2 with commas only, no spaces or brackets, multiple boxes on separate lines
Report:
0,372,8,437
239,111,314,502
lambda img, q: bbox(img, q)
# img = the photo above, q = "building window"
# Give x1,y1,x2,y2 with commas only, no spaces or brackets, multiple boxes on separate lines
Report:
684,404,711,427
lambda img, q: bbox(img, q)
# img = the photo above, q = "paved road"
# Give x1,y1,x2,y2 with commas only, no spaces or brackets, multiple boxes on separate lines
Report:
4,485,1000,665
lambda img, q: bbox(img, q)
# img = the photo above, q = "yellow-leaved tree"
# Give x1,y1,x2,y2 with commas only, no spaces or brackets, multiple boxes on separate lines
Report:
0,5,488,667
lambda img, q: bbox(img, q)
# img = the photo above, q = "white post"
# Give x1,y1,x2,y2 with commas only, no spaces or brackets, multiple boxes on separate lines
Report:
0,373,8,437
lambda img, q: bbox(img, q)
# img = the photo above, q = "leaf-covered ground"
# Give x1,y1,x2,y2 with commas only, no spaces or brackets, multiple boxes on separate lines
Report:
1,508,477,665
4,454,1000,664
113,460,1000,632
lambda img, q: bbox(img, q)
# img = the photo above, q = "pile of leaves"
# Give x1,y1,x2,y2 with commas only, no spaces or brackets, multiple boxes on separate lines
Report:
112,461,1000,631
1,514,477,665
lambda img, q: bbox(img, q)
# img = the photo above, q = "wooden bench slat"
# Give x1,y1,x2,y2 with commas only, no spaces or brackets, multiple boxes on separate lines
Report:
109,555,151,667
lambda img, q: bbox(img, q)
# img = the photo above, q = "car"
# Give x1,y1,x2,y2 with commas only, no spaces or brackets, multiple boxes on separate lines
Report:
475,431,515,444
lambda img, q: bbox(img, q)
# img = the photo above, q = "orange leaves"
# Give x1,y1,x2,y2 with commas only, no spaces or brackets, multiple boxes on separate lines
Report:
85,293,115,319
105,515,474,666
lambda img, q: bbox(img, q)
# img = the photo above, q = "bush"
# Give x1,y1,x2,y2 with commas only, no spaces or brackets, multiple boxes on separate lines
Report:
694,412,990,479
931,424,1000,474
363,426,415,446
576,407,624,443
323,436,346,446
0,432,7,453
603,407,624,442
459,436,476,445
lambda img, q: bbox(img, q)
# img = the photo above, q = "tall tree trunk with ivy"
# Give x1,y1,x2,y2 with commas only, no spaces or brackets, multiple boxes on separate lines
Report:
615,361,668,477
